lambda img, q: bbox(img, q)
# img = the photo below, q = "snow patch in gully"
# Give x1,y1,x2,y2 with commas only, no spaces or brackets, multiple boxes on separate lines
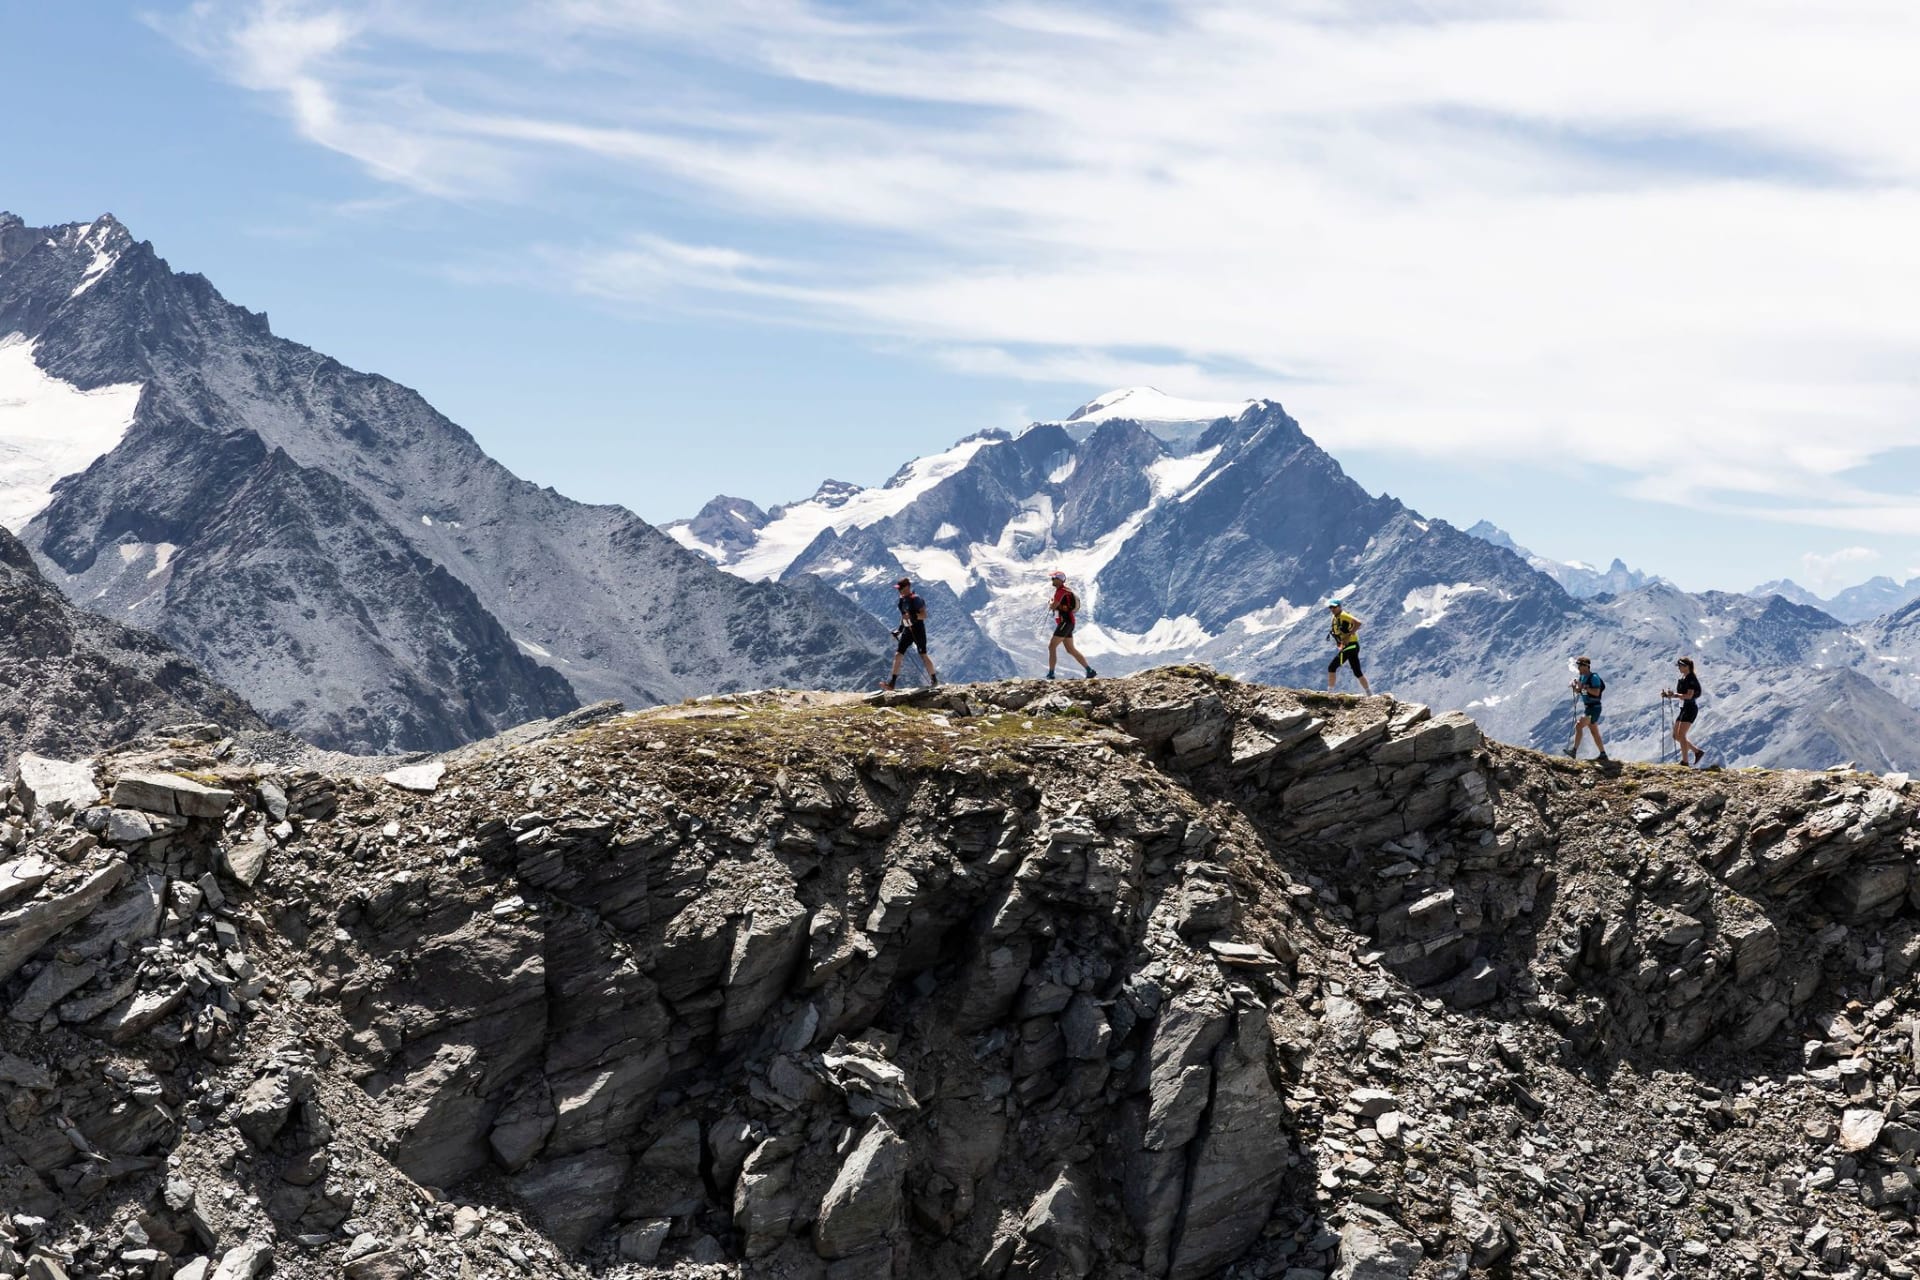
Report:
0,335,143,531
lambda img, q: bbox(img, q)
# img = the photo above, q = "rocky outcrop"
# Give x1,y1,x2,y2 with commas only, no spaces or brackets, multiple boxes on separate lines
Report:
2,669,1920,1278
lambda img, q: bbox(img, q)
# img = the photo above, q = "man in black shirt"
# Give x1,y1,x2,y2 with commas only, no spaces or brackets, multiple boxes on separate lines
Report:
881,576,939,690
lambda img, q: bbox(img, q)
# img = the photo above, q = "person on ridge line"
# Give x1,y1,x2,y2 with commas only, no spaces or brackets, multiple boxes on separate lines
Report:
1325,599,1371,695
881,576,938,690
1567,655,1608,763
1662,655,1706,766
1046,571,1096,679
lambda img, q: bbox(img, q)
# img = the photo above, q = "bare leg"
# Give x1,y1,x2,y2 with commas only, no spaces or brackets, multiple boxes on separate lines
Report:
1047,636,1063,673
1675,720,1697,763
921,651,938,683
1591,723,1607,756
887,651,904,685
1061,637,1091,672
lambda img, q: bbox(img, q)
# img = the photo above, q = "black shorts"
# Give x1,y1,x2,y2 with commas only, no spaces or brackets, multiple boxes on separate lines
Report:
1328,644,1363,677
895,621,927,655
1677,705,1698,724
1052,618,1075,638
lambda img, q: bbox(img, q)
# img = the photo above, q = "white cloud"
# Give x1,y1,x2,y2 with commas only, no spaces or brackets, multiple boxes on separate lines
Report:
1801,546,1879,592
160,0,1920,533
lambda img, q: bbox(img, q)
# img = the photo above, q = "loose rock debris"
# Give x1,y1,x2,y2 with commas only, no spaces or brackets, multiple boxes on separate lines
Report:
0,669,1917,1278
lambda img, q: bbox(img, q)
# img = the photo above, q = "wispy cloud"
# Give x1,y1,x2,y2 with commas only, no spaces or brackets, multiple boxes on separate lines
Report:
1801,546,1879,593
157,0,1920,531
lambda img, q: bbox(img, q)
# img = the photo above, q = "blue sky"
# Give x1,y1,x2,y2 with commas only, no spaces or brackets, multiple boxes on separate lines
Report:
6,1,1920,596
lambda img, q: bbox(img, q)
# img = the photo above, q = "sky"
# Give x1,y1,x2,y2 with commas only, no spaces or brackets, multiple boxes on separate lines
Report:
4,1,1920,596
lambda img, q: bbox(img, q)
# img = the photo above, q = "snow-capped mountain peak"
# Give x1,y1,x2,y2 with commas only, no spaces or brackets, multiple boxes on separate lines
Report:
1036,387,1264,447
1062,386,1258,427
681,433,1003,583
0,210,892,753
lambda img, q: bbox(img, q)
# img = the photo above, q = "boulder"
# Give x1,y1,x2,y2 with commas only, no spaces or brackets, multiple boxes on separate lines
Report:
1011,1166,1093,1277
1372,711,1482,765
0,856,54,909
234,1065,312,1148
488,1080,556,1173
55,874,166,963
382,761,446,792
734,1135,803,1258
1839,1108,1886,1153
91,983,189,1044
108,772,233,819
208,1242,273,1280
9,960,96,1024
1449,1188,1508,1262
0,859,129,985
222,827,272,888
720,896,809,1040
618,1220,671,1264
815,1119,908,1260
511,1147,632,1250
1332,1210,1422,1280
103,809,156,846
1170,1007,1289,1279
1144,986,1231,1150
15,755,99,818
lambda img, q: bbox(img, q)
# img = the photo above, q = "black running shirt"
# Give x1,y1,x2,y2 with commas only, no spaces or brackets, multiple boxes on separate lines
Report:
898,593,927,625
1676,673,1700,711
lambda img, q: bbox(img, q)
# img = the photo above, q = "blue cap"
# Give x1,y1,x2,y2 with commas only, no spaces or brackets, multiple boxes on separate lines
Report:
1327,598,1343,608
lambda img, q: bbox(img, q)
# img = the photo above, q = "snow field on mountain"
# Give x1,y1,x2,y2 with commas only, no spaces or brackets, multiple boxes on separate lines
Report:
0,334,142,531
665,524,727,562
892,442,1240,667
1237,599,1313,635
1055,386,1256,428
1145,445,1221,499
1402,582,1489,629
728,436,995,581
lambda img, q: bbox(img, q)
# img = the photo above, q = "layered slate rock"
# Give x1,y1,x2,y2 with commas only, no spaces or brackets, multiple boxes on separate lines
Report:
2,670,1920,1277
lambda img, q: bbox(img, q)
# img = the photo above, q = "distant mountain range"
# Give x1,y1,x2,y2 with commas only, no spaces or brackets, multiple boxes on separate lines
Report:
9,210,1920,771
1464,521,1661,599
0,212,888,753
1747,575,1920,625
671,389,1920,771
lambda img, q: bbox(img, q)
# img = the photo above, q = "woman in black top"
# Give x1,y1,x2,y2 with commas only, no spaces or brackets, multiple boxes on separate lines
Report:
1661,656,1705,766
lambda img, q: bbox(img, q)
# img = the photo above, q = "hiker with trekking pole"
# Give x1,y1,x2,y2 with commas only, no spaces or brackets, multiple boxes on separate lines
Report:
1661,656,1706,766
1567,655,1609,763
880,576,939,690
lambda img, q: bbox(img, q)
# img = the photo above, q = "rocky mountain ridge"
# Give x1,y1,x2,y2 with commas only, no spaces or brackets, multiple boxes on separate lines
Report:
0,211,889,754
1463,521,1660,599
1,669,1918,1279
1750,577,1920,627
670,393,1920,771
0,519,267,763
